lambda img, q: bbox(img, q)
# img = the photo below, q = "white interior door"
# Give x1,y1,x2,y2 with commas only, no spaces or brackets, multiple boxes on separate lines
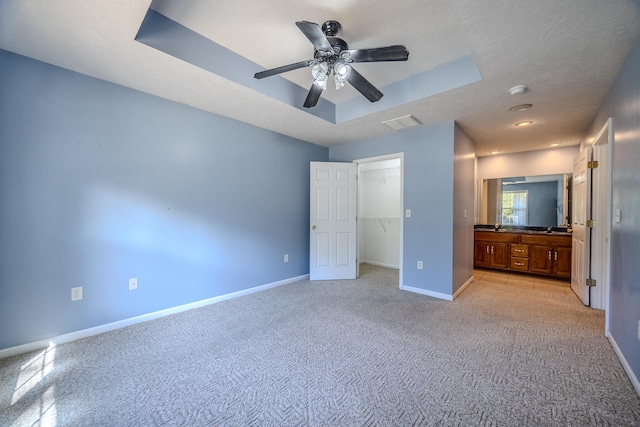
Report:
571,146,592,305
590,118,612,314
310,162,357,280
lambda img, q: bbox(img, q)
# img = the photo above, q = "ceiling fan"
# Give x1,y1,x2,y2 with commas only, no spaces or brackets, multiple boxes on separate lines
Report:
254,20,409,108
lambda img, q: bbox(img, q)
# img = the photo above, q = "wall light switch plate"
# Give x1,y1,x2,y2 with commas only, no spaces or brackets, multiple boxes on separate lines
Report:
417,261,423,269
405,209,411,218
284,254,289,263
129,277,138,290
614,208,621,224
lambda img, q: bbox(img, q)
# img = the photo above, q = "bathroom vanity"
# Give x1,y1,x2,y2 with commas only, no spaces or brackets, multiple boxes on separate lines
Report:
474,229,572,280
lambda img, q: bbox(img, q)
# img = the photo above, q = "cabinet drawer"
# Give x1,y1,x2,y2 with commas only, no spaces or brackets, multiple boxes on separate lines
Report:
511,244,529,257
510,258,529,271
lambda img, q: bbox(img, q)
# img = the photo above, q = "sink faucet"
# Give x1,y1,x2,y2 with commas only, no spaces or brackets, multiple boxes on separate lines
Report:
547,226,552,233
495,223,500,231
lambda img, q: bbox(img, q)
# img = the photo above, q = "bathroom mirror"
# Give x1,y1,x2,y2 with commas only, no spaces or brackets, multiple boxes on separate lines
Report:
478,174,572,227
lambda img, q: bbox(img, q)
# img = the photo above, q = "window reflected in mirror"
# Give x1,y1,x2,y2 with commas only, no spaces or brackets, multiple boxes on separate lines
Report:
478,174,572,227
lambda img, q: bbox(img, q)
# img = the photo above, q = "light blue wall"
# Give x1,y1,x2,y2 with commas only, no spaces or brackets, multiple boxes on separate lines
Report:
329,122,457,295
587,35,640,383
0,50,328,350
452,125,475,294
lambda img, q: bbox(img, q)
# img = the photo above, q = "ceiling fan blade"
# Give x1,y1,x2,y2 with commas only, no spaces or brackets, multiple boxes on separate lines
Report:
344,45,409,63
303,84,324,108
254,60,316,79
296,21,334,53
347,68,383,103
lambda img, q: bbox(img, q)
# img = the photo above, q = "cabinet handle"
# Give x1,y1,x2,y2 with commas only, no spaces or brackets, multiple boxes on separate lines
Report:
515,249,523,252
491,246,495,254
515,262,524,266
554,251,558,261
548,250,552,259
486,246,490,254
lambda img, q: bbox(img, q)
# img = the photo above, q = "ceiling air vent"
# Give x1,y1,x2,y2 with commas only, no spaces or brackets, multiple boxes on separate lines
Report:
382,114,422,131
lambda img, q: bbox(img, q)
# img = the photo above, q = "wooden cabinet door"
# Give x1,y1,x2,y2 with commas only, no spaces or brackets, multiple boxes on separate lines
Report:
474,241,490,267
553,247,572,278
529,245,552,274
491,242,509,268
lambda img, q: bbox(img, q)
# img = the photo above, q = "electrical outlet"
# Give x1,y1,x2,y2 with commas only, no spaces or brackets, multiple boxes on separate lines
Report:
71,286,83,301
405,209,412,218
129,277,138,290
417,261,423,270
284,254,289,263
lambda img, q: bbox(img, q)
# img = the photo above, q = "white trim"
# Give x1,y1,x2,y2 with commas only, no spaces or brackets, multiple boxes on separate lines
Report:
360,260,399,269
607,331,640,397
403,285,453,301
0,274,308,360
453,276,474,300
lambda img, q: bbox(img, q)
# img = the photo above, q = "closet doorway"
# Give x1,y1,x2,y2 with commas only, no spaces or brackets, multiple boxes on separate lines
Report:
355,153,404,288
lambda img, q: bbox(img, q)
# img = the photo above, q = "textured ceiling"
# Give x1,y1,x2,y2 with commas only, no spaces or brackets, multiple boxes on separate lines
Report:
1,0,639,156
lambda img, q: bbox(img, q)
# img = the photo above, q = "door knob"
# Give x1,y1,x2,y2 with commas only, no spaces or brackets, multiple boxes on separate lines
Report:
312,225,317,230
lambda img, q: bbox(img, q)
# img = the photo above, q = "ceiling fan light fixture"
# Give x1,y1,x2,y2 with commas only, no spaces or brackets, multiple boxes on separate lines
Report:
313,77,328,90
256,20,409,107
311,62,329,89
333,62,351,89
312,62,329,78
334,62,351,80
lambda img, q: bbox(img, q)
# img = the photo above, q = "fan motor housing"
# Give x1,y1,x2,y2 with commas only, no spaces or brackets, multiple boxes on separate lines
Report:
314,37,348,59
328,37,348,53
321,20,341,36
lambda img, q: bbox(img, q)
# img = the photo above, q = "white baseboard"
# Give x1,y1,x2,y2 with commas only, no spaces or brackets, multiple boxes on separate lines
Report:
359,260,399,269
606,331,640,397
453,276,474,300
0,274,309,360
403,285,453,301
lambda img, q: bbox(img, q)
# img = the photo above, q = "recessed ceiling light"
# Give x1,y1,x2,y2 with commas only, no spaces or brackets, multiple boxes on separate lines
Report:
514,121,533,127
509,85,528,95
509,103,533,112
490,150,501,154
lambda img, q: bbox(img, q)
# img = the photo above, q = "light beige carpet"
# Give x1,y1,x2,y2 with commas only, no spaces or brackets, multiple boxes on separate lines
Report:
1,264,639,426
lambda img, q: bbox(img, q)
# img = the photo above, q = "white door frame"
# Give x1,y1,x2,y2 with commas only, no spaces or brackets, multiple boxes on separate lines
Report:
353,153,404,289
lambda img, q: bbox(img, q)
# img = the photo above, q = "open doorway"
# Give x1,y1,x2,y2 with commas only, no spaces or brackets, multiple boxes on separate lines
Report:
354,153,404,288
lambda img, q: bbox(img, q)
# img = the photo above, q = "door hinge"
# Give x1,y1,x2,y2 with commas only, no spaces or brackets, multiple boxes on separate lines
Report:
588,160,599,169
586,219,597,228
586,278,597,287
